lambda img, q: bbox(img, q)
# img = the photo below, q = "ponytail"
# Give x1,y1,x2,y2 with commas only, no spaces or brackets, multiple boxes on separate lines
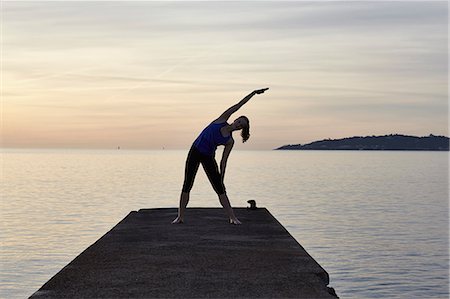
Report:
239,116,250,143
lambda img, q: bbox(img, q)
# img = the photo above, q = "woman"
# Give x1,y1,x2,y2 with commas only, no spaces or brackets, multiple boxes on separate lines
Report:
172,88,269,225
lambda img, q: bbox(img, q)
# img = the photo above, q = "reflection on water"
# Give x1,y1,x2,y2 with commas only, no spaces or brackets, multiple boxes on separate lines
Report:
1,149,448,298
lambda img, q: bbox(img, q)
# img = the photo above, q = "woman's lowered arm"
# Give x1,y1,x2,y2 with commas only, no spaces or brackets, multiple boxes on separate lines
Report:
220,139,234,182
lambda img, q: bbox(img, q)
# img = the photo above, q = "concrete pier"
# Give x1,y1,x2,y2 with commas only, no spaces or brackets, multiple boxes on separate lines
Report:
30,208,338,298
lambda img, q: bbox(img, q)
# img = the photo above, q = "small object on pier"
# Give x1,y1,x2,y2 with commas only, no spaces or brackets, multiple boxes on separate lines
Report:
247,200,257,210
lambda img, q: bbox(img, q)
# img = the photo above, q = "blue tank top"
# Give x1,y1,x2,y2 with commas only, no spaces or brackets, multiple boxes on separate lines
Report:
193,122,231,156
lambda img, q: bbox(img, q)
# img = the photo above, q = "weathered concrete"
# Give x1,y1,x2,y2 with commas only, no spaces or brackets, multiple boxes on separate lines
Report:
30,208,338,298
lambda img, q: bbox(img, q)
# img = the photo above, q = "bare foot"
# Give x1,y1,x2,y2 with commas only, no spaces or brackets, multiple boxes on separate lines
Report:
230,218,242,225
172,216,184,224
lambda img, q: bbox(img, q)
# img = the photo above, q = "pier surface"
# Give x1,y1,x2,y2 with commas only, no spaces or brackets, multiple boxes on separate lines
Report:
31,208,337,298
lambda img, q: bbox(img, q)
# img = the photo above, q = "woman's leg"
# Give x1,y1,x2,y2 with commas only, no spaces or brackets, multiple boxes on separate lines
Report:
173,147,200,224
201,157,241,224
218,193,241,224
173,192,190,224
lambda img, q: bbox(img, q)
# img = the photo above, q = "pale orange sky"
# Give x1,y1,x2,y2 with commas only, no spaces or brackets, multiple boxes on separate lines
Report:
2,1,448,150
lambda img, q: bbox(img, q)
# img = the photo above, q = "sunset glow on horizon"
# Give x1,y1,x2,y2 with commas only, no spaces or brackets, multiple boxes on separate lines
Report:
2,1,448,150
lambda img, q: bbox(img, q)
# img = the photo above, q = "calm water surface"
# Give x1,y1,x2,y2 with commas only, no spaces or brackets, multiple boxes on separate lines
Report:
1,149,448,298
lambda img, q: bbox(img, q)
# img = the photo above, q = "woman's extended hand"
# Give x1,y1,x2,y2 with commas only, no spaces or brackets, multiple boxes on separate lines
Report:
254,88,269,94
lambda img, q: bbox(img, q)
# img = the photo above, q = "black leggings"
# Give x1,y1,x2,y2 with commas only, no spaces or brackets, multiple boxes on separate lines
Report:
182,146,226,195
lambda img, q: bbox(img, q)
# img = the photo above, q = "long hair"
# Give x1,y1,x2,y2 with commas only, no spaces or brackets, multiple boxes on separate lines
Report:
239,116,250,143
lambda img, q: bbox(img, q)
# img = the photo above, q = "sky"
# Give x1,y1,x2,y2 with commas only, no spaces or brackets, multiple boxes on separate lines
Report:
2,1,448,150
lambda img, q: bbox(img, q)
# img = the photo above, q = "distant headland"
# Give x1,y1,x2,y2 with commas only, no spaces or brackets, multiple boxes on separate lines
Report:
276,134,449,151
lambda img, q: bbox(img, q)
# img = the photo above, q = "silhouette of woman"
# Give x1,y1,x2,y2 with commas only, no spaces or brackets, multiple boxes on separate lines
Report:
172,88,269,224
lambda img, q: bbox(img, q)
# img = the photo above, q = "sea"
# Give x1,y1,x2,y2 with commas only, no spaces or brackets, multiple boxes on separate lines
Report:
1,149,448,299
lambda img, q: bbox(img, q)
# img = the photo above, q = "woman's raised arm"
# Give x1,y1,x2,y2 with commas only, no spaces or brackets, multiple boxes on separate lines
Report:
215,88,269,122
